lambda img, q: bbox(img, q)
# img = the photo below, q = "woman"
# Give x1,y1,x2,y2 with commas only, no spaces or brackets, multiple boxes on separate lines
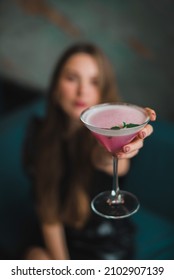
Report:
24,42,156,260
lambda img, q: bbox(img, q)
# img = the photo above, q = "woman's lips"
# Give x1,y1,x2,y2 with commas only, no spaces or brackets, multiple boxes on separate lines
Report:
74,101,87,108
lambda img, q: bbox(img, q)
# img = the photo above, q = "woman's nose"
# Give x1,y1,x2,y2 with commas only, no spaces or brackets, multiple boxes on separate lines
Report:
77,82,88,96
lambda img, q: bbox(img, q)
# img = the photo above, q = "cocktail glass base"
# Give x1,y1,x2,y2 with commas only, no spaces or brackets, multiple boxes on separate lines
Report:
91,190,140,219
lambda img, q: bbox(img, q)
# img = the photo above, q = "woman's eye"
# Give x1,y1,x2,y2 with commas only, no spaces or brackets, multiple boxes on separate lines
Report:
66,75,77,81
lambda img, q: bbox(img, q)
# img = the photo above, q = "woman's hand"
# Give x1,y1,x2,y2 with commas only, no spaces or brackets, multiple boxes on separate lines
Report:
92,108,156,175
115,108,156,159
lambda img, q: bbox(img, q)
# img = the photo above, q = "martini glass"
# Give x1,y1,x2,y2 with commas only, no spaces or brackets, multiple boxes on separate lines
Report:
80,103,150,219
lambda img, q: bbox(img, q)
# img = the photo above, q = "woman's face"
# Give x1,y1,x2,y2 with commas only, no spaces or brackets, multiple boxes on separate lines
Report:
54,53,101,119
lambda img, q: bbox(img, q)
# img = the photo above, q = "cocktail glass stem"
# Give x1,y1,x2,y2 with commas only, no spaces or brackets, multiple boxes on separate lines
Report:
110,156,124,204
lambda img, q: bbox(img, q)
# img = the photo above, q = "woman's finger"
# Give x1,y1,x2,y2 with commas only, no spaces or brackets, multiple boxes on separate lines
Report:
116,149,139,159
145,107,157,121
122,137,144,154
138,124,154,139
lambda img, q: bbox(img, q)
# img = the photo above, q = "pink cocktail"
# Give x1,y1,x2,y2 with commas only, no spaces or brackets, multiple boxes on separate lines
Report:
80,103,149,219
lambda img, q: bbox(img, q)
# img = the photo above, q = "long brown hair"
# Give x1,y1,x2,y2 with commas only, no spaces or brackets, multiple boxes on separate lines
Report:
35,42,120,227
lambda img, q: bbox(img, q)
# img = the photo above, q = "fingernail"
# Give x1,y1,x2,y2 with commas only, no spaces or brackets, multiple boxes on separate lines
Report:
140,131,146,139
152,112,156,120
123,146,130,153
117,153,123,158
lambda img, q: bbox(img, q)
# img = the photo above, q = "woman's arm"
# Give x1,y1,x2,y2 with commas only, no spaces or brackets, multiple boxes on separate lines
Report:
42,222,69,260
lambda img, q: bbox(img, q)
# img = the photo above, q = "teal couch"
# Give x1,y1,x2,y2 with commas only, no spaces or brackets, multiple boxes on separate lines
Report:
0,99,46,259
0,99,174,259
125,120,174,259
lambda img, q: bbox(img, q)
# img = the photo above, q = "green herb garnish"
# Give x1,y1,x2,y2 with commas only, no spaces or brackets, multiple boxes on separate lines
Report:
110,125,121,130
111,122,139,130
125,123,140,128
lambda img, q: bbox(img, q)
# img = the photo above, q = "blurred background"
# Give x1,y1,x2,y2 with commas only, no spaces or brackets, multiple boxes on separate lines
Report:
0,0,174,120
0,0,174,260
